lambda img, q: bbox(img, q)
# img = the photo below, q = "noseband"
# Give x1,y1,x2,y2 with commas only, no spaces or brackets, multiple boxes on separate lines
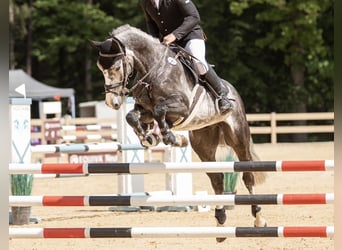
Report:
99,38,131,96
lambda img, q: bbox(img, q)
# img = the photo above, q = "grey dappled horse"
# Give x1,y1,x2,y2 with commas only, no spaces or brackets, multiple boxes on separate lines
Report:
90,24,267,242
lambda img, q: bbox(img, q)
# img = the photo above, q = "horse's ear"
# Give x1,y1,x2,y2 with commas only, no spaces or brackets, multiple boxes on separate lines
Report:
88,40,101,50
111,37,126,55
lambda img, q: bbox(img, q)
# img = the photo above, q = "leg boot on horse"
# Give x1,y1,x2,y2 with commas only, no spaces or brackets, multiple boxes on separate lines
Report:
202,66,233,115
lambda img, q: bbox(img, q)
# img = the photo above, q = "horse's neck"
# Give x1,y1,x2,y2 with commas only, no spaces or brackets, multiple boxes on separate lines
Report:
120,33,195,92
130,43,167,76
116,30,170,74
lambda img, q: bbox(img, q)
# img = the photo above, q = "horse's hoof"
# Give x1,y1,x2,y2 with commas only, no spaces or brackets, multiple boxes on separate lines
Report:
172,135,189,147
162,132,176,145
140,141,150,147
146,133,161,147
216,237,227,243
254,218,267,227
215,221,226,243
141,138,152,147
177,135,189,147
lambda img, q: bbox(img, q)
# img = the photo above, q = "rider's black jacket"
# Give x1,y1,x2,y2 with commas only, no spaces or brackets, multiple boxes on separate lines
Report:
140,0,206,47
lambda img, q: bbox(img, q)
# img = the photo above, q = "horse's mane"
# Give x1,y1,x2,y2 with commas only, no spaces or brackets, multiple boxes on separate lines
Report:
111,24,159,45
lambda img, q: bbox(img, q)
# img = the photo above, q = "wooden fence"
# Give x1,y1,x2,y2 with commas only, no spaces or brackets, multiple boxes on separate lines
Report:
31,112,334,145
31,117,117,145
247,112,334,144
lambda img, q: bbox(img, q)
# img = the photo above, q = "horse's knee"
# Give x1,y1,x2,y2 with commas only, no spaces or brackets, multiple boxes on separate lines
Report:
126,111,139,126
154,105,167,119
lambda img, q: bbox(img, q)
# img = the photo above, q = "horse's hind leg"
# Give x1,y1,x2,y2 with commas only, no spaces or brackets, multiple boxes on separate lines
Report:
242,171,267,227
221,120,267,228
189,126,227,243
234,138,267,227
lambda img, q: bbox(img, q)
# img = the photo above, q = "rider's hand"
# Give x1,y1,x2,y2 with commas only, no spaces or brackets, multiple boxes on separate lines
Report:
162,33,176,45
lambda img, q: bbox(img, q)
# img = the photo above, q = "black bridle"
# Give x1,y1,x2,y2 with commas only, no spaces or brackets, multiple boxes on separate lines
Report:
100,37,173,97
99,38,131,96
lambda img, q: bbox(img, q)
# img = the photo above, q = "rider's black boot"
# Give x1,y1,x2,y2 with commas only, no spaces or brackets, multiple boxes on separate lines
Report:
203,66,233,115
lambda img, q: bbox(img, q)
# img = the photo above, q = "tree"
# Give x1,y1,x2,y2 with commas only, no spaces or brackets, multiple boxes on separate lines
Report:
10,0,333,118
227,0,333,113
196,0,283,112
9,0,31,70
30,0,120,102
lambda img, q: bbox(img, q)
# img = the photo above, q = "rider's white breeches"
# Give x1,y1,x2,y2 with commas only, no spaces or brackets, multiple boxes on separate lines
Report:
184,39,208,75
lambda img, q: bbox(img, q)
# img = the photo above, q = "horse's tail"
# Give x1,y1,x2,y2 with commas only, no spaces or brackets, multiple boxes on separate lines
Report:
249,136,267,185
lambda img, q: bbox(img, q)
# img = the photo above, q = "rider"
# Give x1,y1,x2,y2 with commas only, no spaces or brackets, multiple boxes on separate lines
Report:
140,0,233,115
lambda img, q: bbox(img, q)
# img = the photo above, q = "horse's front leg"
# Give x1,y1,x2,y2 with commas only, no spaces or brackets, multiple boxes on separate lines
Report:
153,98,188,147
125,107,155,147
140,111,161,147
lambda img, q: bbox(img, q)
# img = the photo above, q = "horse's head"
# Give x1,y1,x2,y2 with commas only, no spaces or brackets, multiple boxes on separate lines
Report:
89,37,133,110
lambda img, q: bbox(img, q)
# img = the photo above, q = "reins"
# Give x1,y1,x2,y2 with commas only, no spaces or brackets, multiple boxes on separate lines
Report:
129,45,170,93
170,43,203,63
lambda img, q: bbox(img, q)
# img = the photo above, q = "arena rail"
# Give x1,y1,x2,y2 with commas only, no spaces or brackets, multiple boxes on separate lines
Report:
247,112,334,144
31,118,118,144
31,112,334,144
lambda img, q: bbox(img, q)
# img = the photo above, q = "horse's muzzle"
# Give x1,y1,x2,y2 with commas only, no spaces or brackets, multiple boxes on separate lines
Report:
105,94,122,110
106,101,121,110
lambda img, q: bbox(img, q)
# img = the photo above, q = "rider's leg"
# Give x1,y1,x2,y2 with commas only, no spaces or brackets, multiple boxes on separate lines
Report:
184,39,233,115
202,65,233,115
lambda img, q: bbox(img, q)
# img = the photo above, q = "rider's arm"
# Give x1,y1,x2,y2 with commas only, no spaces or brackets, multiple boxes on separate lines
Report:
140,0,160,39
172,0,201,41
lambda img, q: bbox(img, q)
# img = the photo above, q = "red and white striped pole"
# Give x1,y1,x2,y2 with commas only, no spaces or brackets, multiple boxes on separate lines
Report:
9,193,334,207
9,160,334,174
9,226,334,238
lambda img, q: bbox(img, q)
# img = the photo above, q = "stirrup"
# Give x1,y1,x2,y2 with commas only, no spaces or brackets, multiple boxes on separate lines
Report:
218,97,233,114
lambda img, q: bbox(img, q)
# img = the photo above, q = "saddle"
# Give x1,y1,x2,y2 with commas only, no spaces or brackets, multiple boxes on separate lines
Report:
169,45,200,85
168,45,213,128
